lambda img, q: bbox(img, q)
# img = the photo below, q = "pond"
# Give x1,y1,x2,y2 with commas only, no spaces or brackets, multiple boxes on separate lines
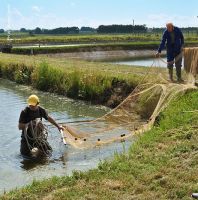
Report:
0,79,133,193
113,57,167,68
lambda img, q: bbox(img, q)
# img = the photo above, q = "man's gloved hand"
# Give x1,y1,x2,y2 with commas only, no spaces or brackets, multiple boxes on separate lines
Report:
155,52,161,58
192,193,198,199
58,125,65,132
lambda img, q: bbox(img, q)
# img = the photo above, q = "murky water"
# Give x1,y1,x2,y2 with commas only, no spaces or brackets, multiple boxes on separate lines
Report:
114,57,184,68
114,57,167,67
0,79,133,193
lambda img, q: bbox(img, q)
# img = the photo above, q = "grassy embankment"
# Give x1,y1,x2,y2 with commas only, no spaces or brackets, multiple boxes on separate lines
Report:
0,53,165,107
0,32,197,44
1,78,198,199
1,33,162,44
11,42,160,55
0,33,197,54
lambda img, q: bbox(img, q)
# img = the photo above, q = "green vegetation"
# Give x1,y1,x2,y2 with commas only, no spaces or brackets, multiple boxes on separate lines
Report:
0,53,158,105
11,42,161,54
0,33,198,45
1,33,160,44
0,51,197,199
1,84,198,199
0,33,197,55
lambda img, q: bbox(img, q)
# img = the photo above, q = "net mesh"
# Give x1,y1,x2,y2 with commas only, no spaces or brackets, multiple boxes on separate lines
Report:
184,47,198,85
61,48,198,149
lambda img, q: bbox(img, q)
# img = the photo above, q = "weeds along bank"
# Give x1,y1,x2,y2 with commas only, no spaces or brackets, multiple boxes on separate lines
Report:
0,53,151,107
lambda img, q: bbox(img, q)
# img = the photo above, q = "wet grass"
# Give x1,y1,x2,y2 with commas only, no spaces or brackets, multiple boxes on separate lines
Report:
1,86,198,200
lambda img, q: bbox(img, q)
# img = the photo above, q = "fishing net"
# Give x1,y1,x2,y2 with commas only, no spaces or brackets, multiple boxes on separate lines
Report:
24,119,52,157
184,47,198,75
60,48,197,149
184,47,198,84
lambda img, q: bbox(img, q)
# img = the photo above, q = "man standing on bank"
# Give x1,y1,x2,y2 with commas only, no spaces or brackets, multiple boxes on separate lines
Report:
18,94,64,158
156,22,184,82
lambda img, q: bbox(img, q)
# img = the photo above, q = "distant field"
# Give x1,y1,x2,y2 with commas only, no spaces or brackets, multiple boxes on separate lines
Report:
0,32,197,45
0,32,197,55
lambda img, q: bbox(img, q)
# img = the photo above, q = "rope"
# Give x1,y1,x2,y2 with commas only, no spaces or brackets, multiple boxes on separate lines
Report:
158,50,183,65
23,119,52,157
59,48,197,149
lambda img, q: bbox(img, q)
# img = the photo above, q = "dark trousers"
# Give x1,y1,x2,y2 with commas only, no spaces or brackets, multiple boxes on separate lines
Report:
167,51,182,80
20,136,52,157
20,137,32,157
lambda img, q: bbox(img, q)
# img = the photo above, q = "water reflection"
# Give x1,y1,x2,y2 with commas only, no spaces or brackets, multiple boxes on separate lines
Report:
114,57,167,67
113,57,184,68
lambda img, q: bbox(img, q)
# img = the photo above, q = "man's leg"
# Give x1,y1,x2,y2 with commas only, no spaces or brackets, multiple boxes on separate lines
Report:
167,62,174,82
167,53,174,82
192,193,198,199
175,52,183,82
20,137,31,157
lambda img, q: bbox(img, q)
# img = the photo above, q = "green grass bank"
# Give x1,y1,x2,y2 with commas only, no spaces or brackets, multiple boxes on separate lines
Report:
0,33,198,45
0,53,161,107
1,83,198,200
10,41,198,55
1,33,197,54
11,42,159,55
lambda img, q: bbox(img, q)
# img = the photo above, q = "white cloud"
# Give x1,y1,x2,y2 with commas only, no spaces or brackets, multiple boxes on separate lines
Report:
32,6,41,13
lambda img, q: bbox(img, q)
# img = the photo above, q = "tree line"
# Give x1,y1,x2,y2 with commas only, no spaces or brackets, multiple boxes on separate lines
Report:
0,25,149,34
97,25,147,33
151,27,198,33
0,25,197,35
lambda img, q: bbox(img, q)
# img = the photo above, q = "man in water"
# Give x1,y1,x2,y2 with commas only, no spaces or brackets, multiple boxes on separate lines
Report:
18,94,64,158
156,22,184,82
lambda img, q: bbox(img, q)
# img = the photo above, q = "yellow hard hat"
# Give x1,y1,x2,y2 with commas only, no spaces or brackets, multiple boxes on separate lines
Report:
27,95,39,106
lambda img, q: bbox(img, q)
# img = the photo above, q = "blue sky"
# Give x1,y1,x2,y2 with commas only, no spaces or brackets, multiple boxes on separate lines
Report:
0,0,197,29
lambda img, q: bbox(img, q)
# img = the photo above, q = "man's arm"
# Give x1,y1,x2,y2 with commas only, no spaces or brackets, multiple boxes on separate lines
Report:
18,110,28,131
47,116,64,131
179,28,184,46
158,31,167,53
18,123,27,130
156,30,167,57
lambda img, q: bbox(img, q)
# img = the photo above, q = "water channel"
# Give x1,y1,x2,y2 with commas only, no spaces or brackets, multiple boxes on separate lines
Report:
0,79,133,193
